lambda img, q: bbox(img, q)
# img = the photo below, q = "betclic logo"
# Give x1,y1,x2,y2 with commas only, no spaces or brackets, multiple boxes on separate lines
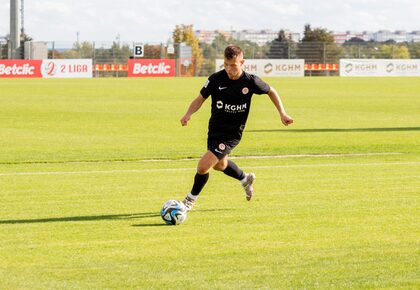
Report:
0,60,42,78
128,59,175,77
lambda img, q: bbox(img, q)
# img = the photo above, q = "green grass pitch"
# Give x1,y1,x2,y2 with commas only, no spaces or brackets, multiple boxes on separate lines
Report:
0,77,419,289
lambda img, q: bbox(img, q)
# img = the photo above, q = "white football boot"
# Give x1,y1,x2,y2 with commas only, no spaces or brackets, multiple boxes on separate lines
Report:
182,196,196,211
242,173,256,201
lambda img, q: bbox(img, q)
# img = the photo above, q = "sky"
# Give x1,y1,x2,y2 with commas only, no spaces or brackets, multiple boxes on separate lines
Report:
1,0,420,43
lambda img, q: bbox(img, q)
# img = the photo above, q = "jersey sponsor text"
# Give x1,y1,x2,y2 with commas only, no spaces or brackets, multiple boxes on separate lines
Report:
216,101,247,113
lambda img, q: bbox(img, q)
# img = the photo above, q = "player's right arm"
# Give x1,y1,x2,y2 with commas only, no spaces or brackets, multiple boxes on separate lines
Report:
267,87,294,126
180,94,206,126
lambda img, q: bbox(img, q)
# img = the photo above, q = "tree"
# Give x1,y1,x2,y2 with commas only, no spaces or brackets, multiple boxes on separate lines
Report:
343,37,365,45
3,32,33,59
407,42,420,58
211,33,229,57
302,24,335,43
199,42,217,76
173,24,203,76
267,29,297,59
376,44,410,58
48,49,65,59
62,41,131,63
110,42,131,62
297,24,343,64
64,41,94,59
1,35,9,59
241,41,264,59
342,38,366,58
20,33,32,45
17,33,33,58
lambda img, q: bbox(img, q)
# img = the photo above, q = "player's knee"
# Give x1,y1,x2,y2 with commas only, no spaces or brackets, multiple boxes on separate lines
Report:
196,165,210,175
213,164,222,171
213,159,227,171
212,164,221,171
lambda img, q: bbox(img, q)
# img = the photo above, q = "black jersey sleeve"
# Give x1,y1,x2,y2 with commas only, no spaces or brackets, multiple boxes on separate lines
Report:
200,74,216,99
252,75,271,95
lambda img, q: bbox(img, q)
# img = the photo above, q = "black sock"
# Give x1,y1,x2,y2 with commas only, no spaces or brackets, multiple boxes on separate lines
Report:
191,173,209,196
223,160,245,180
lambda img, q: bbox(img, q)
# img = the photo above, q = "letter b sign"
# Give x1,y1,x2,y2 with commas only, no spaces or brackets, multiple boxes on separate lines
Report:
134,44,144,57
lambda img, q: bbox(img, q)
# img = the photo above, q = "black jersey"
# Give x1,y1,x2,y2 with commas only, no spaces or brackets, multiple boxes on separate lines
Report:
200,69,270,140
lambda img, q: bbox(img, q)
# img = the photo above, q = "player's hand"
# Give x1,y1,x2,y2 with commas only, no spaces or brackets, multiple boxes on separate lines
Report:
281,114,293,126
180,115,190,126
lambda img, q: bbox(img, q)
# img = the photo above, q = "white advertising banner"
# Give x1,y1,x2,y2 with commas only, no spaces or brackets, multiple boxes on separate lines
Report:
340,59,420,77
216,59,304,77
41,59,93,78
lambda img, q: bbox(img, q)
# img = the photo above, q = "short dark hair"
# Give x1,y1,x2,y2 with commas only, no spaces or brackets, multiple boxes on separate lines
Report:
224,45,243,59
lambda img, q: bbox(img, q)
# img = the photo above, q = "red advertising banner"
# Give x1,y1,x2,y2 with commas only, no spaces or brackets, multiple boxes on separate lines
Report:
128,59,175,77
0,60,42,78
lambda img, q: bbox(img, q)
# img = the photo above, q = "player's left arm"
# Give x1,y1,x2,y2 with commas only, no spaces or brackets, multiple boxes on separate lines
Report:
267,86,294,126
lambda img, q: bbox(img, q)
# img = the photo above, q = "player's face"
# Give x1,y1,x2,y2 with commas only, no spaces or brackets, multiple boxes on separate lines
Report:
224,54,244,80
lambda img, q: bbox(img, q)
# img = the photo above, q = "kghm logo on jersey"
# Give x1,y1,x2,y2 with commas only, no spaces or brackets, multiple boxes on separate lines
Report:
215,100,247,113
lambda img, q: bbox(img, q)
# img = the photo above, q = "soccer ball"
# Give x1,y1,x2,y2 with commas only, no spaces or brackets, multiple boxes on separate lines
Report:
160,200,187,225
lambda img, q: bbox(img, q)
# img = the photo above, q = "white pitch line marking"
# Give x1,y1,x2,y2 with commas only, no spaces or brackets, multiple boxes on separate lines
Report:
0,161,418,177
2,152,402,165
142,152,403,162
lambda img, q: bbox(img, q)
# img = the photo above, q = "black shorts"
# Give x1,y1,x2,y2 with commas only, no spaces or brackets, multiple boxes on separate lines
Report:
207,138,240,160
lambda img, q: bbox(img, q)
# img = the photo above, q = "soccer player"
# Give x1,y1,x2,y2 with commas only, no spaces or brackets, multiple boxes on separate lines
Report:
180,45,293,210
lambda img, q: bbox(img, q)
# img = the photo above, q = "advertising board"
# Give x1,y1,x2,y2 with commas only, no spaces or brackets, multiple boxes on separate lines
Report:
0,59,92,78
216,59,305,77
128,59,176,77
340,59,420,77
0,60,42,78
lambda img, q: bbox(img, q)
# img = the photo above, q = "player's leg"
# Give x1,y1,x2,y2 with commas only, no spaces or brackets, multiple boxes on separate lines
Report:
214,157,256,201
216,157,245,180
183,151,219,210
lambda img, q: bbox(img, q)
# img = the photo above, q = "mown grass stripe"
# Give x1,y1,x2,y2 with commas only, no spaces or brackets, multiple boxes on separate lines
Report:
0,161,418,177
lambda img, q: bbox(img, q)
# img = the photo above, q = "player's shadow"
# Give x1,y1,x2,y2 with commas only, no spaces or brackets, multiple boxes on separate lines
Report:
1,208,236,227
132,208,235,227
0,212,160,225
248,126,420,133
